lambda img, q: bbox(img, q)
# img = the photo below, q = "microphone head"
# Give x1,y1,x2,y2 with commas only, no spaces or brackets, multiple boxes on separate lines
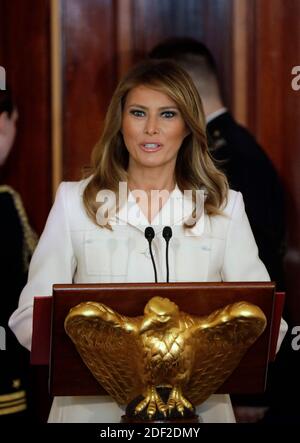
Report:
145,226,155,241
162,226,172,241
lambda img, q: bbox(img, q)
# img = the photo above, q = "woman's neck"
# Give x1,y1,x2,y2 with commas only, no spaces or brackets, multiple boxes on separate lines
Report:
128,168,176,194
127,168,176,224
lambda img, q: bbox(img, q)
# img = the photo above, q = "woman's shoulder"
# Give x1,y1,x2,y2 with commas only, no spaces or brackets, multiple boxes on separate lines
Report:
221,189,244,218
208,189,246,238
54,178,93,228
56,176,92,198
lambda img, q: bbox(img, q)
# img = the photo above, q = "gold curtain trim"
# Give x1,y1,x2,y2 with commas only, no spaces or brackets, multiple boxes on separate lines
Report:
0,185,38,271
0,390,26,402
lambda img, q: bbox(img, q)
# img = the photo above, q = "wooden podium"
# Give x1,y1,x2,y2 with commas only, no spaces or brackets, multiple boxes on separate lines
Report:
31,281,284,397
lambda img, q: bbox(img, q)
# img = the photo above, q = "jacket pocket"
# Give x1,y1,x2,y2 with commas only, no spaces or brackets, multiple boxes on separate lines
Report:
84,230,129,276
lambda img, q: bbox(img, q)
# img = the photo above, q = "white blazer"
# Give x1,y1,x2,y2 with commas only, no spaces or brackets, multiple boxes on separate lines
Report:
9,179,287,423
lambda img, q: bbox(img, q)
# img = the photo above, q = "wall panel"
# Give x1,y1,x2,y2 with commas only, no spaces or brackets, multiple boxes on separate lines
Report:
0,0,52,233
61,0,117,180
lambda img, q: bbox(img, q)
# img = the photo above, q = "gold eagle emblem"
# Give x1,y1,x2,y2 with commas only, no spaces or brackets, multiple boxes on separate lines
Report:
64,297,266,419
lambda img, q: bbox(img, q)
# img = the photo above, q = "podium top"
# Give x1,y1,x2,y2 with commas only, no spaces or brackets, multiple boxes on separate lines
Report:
32,281,278,396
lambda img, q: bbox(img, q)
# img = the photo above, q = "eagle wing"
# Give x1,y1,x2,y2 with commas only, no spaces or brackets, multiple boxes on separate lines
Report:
64,301,144,405
184,302,267,405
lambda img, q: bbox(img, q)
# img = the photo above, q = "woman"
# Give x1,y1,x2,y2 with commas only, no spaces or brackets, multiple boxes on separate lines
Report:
9,60,286,422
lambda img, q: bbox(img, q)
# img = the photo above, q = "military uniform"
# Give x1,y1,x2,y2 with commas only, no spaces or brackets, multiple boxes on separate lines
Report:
207,111,287,416
207,111,285,290
0,185,37,420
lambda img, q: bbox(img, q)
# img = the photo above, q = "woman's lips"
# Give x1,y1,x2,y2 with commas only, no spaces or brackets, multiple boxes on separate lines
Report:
140,143,162,153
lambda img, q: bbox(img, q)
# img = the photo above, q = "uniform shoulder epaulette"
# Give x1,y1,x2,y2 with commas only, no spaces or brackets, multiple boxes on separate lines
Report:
0,185,38,270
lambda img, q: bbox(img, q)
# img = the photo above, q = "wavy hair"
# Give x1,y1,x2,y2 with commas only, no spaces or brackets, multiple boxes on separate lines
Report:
83,59,228,228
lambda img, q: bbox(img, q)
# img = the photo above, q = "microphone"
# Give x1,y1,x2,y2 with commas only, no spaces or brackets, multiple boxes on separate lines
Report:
144,227,158,283
162,226,172,283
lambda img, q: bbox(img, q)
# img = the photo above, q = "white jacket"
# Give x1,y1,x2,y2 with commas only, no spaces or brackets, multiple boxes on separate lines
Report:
9,179,287,423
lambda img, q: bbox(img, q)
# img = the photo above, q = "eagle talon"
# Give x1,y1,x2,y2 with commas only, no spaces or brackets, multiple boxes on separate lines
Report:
167,386,193,416
135,386,167,418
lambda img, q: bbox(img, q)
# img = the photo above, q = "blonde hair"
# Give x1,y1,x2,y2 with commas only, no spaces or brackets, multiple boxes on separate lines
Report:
83,59,228,228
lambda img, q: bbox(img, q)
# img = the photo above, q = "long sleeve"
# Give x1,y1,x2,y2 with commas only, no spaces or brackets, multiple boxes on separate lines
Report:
221,191,270,281
221,191,287,351
9,183,77,351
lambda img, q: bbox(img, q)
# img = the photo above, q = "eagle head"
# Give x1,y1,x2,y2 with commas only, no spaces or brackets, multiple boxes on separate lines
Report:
140,297,179,333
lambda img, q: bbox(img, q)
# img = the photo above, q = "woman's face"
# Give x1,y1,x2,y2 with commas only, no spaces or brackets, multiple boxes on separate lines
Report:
122,85,189,174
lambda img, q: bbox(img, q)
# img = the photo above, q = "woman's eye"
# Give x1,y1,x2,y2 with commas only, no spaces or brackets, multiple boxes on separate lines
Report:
161,111,176,118
130,109,145,117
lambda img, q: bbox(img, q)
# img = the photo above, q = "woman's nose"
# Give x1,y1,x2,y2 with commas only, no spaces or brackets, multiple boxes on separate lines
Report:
144,116,160,135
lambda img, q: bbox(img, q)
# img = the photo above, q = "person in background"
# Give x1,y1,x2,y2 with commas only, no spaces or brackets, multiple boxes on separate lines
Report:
0,88,37,420
149,37,286,291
